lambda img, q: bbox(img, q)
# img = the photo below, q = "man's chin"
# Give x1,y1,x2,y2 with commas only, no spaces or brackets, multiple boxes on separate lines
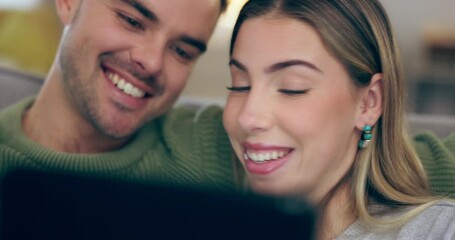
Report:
92,118,143,140
103,129,137,140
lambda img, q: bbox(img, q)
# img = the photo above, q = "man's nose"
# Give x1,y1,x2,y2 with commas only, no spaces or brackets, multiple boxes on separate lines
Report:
129,39,165,76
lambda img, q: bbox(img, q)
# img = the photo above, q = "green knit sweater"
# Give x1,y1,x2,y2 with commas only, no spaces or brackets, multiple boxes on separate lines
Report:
414,132,455,196
0,98,235,190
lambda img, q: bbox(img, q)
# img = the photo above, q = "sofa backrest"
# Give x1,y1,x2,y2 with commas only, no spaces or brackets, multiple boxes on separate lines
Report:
408,113,455,139
0,66,43,110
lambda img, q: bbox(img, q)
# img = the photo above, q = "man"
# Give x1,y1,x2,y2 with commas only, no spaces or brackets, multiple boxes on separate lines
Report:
0,0,234,189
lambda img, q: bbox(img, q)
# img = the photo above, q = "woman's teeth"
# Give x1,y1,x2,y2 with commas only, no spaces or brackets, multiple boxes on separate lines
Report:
107,72,146,98
245,150,289,163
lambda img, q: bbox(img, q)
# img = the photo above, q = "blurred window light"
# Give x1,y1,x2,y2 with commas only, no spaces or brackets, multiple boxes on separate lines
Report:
0,0,41,10
219,0,248,29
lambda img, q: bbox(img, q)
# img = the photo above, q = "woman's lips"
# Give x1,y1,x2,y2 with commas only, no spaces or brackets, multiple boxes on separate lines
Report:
242,142,294,175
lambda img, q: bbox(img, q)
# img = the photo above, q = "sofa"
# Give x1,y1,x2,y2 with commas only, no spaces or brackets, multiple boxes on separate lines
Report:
1,66,454,138
0,66,42,110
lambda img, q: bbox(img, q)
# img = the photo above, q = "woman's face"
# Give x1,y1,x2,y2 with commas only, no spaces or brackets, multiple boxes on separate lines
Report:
223,16,364,202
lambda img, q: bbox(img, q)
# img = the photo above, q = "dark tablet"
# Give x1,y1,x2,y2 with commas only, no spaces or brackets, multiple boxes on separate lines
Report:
1,170,316,240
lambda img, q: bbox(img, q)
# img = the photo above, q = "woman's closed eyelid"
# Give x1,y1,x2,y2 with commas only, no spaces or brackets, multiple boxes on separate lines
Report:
226,86,251,92
226,86,309,96
228,75,251,92
277,79,310,96
278,89,309,95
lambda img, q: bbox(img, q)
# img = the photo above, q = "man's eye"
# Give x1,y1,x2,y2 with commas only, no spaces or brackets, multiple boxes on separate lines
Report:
226,86,251,92
118,13,144,30
278,89,309,95
175,47,191,60
170,45,195,62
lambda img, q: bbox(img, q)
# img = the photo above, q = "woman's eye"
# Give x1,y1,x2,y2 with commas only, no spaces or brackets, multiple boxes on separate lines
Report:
226,86,251,92
118,13,144,30
278,89,308,95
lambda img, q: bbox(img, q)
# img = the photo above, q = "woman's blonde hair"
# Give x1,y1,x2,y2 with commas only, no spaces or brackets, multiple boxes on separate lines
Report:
230,0,439,228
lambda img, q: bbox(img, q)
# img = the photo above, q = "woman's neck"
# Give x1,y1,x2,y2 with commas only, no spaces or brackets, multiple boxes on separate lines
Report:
316,183,357,240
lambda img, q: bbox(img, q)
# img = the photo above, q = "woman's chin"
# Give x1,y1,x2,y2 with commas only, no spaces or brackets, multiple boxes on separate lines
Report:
249,181,289,197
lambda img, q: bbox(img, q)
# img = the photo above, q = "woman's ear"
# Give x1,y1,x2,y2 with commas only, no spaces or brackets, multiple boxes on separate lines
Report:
55,0,81,25
356,73,383,130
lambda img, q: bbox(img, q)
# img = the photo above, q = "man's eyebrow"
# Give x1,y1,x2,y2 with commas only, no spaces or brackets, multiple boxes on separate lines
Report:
120,0,159,23
228,59,248,72
119,0,206,53
265,60,323,74
181,36,207,53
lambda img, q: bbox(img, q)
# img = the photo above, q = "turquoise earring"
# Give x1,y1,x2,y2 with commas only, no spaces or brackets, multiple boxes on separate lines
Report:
358,125,373,148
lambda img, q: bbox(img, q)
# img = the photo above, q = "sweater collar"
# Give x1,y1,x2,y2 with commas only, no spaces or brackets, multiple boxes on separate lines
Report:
0,97,158,175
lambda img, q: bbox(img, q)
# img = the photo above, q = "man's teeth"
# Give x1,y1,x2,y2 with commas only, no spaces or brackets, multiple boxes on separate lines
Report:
107,72,146,98
245,150,289,163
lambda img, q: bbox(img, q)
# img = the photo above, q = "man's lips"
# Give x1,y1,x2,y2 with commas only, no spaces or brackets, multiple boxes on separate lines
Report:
100,64,158,110
102,65,155,99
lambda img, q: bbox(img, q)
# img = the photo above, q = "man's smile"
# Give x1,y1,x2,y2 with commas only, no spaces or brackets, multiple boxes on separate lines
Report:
101,65,157,111
107,71,146,99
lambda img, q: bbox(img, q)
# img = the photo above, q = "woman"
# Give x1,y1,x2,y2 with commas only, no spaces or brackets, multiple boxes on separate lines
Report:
223,0,455,239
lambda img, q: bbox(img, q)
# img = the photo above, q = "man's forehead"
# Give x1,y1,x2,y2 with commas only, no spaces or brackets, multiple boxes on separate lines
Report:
114,0,220,50
115,0,221,24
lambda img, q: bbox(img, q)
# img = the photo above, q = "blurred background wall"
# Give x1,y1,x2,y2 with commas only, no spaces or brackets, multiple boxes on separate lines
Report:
381,0,455,115
1,0,454,115
0,0,61,75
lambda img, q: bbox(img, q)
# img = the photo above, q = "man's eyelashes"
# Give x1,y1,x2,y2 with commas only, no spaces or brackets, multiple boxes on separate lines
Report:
118,12,144,31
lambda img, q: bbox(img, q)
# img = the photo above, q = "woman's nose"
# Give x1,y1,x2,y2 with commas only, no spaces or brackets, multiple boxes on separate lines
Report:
238,89,273,134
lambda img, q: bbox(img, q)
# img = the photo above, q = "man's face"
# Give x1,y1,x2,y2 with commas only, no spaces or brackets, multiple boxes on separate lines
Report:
57,0,220,139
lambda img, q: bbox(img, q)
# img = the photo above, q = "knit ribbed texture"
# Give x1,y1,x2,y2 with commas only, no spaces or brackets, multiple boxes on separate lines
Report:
413,132,455,196
0,98,235,189
337,200,455,239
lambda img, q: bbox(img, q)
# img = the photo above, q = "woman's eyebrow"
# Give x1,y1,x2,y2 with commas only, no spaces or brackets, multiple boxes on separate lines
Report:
228,58,323,75
265,59,323,74
229,59,248,72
